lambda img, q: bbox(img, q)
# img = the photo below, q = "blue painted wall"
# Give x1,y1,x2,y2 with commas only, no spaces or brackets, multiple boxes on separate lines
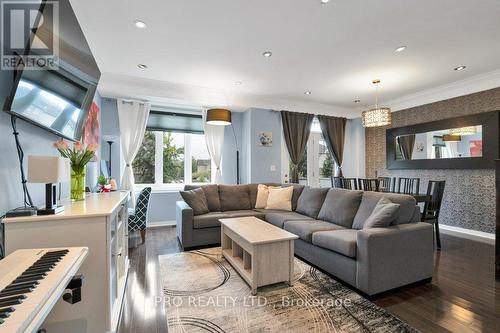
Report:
247,108,282,183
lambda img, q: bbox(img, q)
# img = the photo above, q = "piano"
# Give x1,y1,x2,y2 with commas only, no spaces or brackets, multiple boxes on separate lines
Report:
0,247,88,333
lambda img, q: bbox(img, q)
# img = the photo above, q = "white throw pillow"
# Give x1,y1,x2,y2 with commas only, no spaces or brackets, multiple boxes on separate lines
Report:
266,186,293,211
255,184,280,208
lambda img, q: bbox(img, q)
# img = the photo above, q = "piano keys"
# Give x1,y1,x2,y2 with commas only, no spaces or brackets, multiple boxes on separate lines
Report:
0,247,88,333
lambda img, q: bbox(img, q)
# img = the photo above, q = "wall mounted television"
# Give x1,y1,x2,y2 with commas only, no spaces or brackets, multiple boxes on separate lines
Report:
2,0,101,141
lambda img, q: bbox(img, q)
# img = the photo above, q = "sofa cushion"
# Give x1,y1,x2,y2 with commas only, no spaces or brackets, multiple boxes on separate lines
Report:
363,197,400,229
184,184,220,211
226,210,266,220
179,188,209,216
265,211,313,228
282,184,305,211
312,229,358,258
284,220,346,243
255,184,281,208
249,183,280,208
266,186,293,211
219,184,252,211
352,192,417,229
317,188,363,228
295,187,329,218
193,212,230,229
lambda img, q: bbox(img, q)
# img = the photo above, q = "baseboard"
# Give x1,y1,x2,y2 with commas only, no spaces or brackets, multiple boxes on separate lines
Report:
439,224,495,244
148,220,176,228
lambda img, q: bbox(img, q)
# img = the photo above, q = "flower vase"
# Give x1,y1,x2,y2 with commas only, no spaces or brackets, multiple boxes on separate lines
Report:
71,169,86,201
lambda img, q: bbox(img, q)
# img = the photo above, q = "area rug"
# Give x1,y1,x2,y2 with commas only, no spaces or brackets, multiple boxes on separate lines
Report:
158,247,418,333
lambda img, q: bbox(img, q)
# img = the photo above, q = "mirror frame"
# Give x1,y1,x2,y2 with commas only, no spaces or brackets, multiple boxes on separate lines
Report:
386,111,499,169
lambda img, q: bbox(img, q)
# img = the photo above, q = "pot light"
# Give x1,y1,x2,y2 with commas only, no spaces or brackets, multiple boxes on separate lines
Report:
454,66,466,71
134,20,147,29
320,0,330,3
394,46,407,52
137,64,148,69
304,91,312,95
262,51,272,58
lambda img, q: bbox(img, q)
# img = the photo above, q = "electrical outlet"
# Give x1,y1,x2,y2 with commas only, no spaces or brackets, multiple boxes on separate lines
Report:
270,165,276,171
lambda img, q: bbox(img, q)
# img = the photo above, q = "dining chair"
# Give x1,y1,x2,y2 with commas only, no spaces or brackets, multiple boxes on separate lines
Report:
397,177,420,195
358,178,380,191
421,180,446,250
128,186,152,243
378,177,395,192
332,177,358,190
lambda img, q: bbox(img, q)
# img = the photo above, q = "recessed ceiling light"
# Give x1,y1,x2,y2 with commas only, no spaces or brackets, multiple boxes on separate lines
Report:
234,81,242,86
137,64,148,69
454,66,466,71
320,0,330,3
134,20,147,29
304,91,312,95
354,99,361,103
394,46,407,52
262,51,272,58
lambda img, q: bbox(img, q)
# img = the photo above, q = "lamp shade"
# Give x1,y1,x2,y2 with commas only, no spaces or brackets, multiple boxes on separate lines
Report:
28,156,70,183
206,108,232,125
361,107,392,127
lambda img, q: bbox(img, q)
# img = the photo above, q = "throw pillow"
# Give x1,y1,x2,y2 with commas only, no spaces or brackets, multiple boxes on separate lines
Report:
266,186,293,211
295,186,329,218
179,188,209,216
255,184,280,208
363,197,400,229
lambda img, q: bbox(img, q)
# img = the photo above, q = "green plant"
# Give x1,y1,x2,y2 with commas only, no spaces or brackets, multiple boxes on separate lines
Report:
97,175,108,186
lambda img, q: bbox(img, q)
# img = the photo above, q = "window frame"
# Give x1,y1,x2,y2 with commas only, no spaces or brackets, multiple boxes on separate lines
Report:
134,130,215,192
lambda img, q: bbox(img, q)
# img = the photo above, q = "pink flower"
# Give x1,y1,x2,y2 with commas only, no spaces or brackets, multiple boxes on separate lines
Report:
74,141,83,151
53,139,69,150
88,143,100,152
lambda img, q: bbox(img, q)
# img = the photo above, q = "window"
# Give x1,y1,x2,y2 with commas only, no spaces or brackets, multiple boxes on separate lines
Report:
285,117,336,187
133,110,213,188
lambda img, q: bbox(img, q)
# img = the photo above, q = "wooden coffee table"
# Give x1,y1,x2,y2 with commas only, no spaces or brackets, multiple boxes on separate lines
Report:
219,216,298,295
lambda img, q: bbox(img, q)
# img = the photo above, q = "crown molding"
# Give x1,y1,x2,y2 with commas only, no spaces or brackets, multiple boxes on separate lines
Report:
97,72,356,118
385,70,500,112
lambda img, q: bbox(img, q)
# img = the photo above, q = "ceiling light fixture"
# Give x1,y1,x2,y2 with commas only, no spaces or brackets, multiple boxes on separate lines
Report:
454,66,466,71
262,51,272,58
134,20,147,29
394,46,407,52
449,126,476,136
304,91,312,95
361,79,391,128
320,0,330,3
137,64,148,69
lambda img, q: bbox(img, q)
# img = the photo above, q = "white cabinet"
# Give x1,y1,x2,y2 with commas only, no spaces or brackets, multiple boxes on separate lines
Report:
3,192,130,333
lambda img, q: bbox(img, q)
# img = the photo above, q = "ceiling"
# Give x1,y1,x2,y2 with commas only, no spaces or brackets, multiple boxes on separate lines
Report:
70,0,500,117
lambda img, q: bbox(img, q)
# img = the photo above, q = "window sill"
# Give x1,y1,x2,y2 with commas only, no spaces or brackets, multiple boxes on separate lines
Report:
134,183,214,194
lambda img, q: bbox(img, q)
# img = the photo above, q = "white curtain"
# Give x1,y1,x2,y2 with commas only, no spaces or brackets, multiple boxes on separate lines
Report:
202,110,225,184
117,99,150,206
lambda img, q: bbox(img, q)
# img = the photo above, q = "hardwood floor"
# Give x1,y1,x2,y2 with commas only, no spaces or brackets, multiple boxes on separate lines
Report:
117,227,500,333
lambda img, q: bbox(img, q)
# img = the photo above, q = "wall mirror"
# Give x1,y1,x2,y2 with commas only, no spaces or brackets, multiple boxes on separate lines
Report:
387,111,499,169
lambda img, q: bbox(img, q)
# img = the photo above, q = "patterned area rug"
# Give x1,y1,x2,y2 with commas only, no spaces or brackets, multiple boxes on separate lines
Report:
158,247,418,333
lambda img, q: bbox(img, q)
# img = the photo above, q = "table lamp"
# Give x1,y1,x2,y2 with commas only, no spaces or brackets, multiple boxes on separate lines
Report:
28,156,70,215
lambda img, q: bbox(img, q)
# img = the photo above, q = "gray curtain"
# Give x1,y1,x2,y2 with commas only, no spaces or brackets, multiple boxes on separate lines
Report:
281,111,314,183
318,115,347,177
397,134,416,160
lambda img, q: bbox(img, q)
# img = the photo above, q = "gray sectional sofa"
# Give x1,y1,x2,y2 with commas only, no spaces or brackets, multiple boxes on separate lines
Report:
176,183,434,296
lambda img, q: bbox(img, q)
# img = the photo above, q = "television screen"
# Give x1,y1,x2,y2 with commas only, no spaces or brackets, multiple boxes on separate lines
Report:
2,0,100,141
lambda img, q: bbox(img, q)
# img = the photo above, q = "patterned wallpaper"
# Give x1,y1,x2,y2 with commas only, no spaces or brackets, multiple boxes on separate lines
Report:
365,87,500,233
